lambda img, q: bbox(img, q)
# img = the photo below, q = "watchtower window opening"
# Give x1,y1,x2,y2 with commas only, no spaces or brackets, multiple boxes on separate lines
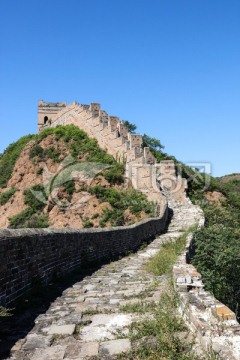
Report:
44,116,48,124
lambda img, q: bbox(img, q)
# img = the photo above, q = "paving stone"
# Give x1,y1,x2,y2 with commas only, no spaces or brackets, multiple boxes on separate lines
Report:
83,284,96,291
99,339,131,356
31,345,66,360
109,298,120,305
80,314,132,341
119,298,142,306
73,303,98,312
35,314,56,323
22,334,52,350
59,313,82,324
62,296,85,304
6,198,203,359
42,324,76,335
11,339,26,352
64,341,99,358
52,310,69,318
84,297,105,304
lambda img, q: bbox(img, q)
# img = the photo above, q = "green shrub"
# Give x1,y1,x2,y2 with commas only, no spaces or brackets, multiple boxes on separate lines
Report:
24,213,49,228
89,186,120,206
191,174,240,318
122,120,137,133
9,208,49,228
38,125,116,165
43,146,61,162
219,178,240,208
192,223,240,315
143,133,164,150
99,219,106,227
0,187,17,205
29,144,44,159
63,180,75,195
101,207,125,227
23,184,46,211
89,185,156,225
124,189,156,217
101,163,124,184
82,218,94,228
36,167,43,175
30,143,61,163
9,208,35,228
0,134,36,188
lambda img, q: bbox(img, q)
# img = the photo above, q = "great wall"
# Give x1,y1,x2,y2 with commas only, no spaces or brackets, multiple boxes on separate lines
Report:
0,101,239,359
38,100,187,207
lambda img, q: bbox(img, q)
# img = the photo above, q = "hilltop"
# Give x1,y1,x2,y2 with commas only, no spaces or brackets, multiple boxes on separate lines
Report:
217,173,240,183
0,125,155,229
0,100,189,229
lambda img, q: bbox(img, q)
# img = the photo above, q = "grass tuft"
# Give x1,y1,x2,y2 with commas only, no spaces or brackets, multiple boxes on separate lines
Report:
119,286,200,360
145,227,196,276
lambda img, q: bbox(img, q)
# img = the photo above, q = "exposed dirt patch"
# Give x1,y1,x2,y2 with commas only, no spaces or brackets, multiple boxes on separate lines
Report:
205,191,226,206
0,134,149,228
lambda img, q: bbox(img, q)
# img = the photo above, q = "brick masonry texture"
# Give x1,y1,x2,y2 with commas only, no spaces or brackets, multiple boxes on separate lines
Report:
0,209,168,307
38,100,188,205
172,202,240,360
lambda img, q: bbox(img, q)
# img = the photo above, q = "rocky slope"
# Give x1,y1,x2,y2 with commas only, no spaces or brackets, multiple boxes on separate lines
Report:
0,126,155,229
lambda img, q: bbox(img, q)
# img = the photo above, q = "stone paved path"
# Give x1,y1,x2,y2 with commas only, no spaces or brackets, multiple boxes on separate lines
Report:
7,200,202,360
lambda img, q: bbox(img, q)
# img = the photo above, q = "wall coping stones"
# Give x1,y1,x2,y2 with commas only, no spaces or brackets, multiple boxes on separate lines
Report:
173,212,240,359
0,215,166,238
0,208,168,307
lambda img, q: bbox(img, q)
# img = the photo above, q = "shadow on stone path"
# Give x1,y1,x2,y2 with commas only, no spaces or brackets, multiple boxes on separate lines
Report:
2,200,202,359
0,267,100,360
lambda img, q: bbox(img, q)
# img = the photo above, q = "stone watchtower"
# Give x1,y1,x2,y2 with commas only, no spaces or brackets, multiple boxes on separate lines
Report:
38,100,66,132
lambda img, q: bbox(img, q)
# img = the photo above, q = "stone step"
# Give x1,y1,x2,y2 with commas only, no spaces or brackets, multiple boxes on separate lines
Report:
6,200,202,360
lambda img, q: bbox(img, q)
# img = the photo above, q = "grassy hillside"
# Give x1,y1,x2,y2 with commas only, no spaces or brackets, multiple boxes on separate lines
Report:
0,125,156,229
0,134,36,188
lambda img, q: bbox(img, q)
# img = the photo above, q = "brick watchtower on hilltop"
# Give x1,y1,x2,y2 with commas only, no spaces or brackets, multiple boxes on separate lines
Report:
37,100,188,206
38,100,66,132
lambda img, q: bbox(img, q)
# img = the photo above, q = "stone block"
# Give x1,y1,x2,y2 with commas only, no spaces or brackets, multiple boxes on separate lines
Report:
22,334,52,350
31,345,66,360
213,305,236,321
65,341,99,358
42,324,76,335
99,338,131,356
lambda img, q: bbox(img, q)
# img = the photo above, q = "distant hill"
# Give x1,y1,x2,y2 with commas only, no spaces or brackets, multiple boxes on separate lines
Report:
217,173,240,183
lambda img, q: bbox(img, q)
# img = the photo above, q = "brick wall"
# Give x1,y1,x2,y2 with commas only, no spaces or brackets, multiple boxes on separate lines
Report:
0,209,168,307
173,216,240,359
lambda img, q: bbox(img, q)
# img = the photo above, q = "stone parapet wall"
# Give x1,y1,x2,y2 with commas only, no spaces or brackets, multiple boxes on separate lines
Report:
0,207,168,308
173,212,240,359
38,101,188,206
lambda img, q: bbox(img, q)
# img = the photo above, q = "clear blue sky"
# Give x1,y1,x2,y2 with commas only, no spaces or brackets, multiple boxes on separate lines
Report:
0,0,239,177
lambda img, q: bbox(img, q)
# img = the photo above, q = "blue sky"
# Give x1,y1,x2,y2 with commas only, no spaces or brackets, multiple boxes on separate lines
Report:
0,0,239,177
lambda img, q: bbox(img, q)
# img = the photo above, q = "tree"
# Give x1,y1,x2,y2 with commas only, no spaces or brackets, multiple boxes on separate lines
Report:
122,120,137,133
143,134,164,150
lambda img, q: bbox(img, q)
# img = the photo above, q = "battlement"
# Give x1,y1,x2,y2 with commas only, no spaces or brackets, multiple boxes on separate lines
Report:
38,101,145,163
37,100,187,205
38,100,67,131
